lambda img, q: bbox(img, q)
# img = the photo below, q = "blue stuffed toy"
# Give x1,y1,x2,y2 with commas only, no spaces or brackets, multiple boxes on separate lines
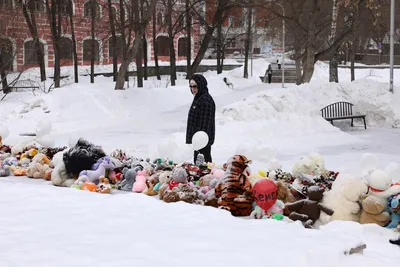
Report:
386,193,400,229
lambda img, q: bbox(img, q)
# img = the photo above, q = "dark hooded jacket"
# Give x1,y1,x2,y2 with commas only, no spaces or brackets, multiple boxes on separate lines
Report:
186,74,216,146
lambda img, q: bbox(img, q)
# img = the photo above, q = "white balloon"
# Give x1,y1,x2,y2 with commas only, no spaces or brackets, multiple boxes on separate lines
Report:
191,131,209,151
0,124,9,140
35,120,52,137
158,138,178,158
360,153,379,173
385,162,400,183
36,134,55,147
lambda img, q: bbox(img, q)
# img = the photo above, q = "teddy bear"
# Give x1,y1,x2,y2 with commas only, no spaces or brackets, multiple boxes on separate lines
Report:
386,193,400,229
162,183,203,204
292,152,327,178
168,167,189,189
26,153,51,179
158,171,173,199
51,161,75,187
144,180,158,196
316,174,368,226
0,165,11,177
118,167,136,192
285,185,334,228
276,180,296,204
365,169,400,209
215,155,254,217
359,194,390,226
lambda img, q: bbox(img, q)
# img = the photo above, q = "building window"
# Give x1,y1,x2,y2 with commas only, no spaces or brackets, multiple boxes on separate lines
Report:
157,12,163,25
178,38,188,57
110,6,117,20
84,0,101,19
28,0,45,12
108,36,124,58
83,39,100,61
59,37,73,60
24,40,45,65
157,36,169,56
60,0,73,15
253,47,260,54
0,0,12,9
0,38,13,71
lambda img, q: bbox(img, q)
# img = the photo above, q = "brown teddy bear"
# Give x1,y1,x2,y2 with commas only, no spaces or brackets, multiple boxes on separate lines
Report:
276,180,296,203
26,153,51,179
285,185,334,228
360,194,390,226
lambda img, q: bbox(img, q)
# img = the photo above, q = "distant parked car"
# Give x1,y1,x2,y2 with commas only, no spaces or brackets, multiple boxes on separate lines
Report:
204,49,225,59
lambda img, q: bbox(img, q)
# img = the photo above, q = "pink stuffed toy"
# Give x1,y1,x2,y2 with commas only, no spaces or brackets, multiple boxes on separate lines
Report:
211,168,224,179
132,170,147,193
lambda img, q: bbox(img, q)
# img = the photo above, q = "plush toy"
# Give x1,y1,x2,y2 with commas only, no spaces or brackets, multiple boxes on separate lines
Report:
366,169,400,208
2,157,18,168
19,158,31,168
75,156,115,184
292,152,327,178
359,194,390,226
0,166,11,177
386,193,400,229
162,183,202,204
63,138,106,178
144,180,158,196
44,169,52,180
317,174,368,226
81,182,97,192
215,155,253,216
132,170,147,193
119,167,136,191
276,180,296,204
196,153,206,166
26,153,51,179
285,186,334,228
51,162,75,187
40,147,68,161
9,165,26,176
158,171,173,199
96,177,111,194
250,205,268,219
169,167,189,189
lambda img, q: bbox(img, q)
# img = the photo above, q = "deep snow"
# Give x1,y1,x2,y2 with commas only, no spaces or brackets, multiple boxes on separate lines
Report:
1,60,400,266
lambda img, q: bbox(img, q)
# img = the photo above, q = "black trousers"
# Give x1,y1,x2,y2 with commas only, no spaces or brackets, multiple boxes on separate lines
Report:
194,145,212,164
268,74,272,84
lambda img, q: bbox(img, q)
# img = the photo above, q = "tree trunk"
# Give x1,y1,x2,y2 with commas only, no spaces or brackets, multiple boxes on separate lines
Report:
300,0,317,83
216,13,223,74
152,6,161,80
143,36,148,80
22,4,46,82
350,39,356,81
0,54,9,93
243,8,252,79
328,0,339,83
69,2,79,83
167,0,176,86
140,0,148,81
329,49,339,83
119,0,129,83
294,47,302,85
185,0,192,79
90,0,96,83
135,0,143,87
108,0,117,81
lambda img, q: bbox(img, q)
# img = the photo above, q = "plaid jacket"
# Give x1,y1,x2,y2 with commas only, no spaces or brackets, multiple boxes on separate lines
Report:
186,74,216,146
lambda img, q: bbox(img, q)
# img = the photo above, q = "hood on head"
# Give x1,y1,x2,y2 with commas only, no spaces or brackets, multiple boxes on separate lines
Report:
190,74,208,95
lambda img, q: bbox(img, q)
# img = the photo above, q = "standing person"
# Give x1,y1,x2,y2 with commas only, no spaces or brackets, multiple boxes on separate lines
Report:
267,64,273,84
277,58,281,70
186,74,216,164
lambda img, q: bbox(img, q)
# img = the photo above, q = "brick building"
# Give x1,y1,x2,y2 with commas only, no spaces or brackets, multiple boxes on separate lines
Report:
0,0,199,72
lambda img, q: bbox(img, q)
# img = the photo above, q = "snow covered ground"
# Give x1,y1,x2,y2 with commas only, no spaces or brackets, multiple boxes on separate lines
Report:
1,60,400,266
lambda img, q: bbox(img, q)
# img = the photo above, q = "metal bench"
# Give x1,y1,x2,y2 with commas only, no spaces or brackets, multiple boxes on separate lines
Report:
321,101,367,129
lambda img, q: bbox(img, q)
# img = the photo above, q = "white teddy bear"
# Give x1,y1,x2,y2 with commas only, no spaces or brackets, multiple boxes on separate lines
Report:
315,173,368,228
365,169,400,209
292,152,327,178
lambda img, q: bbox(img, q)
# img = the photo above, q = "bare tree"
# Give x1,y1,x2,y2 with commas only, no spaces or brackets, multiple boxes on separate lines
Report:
115,0,158,89
152,5,161,80
68,0,79,83
107,0,118,81
243,8,252,79
16,0,47,81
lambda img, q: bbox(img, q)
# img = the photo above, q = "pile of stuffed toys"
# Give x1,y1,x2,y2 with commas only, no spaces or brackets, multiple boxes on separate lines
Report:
1,137,400,245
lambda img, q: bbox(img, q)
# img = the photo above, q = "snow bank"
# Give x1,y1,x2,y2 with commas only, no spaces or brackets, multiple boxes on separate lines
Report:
1,180,397,267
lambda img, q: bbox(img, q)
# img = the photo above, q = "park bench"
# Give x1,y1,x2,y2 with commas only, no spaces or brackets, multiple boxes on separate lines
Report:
320,101,367,129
